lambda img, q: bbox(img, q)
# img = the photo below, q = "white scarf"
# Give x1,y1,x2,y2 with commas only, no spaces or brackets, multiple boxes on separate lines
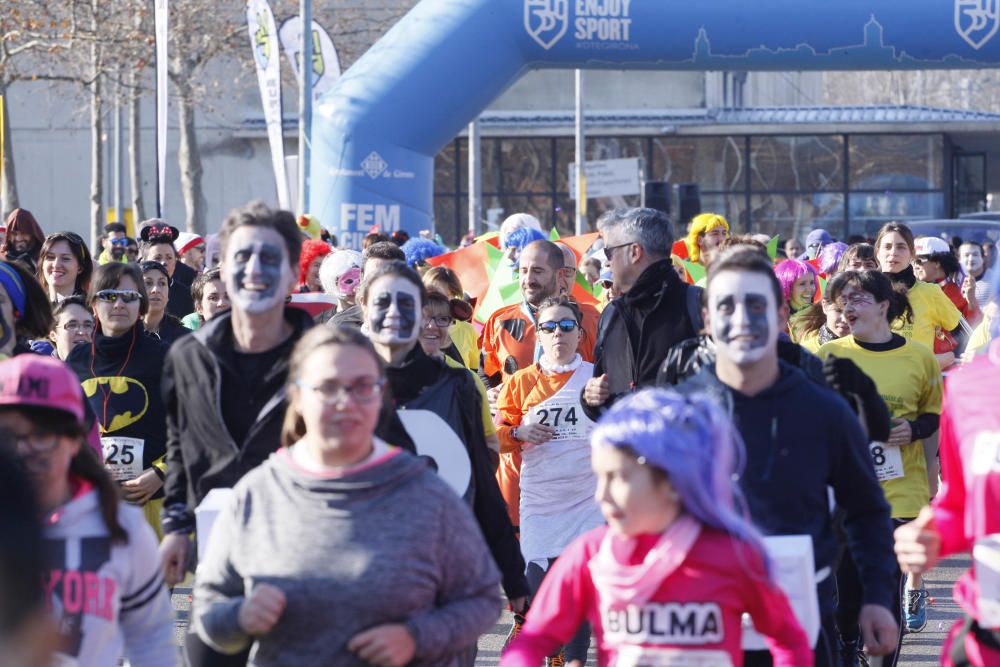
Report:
538,353,582,375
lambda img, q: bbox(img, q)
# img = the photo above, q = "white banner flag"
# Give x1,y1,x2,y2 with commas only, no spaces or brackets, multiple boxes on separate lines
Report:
277,15,342,104
246,0,290,210
154,0,168,218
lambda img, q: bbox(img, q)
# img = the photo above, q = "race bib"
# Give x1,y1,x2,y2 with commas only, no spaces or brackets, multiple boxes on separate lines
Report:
616,646,732,667
527,401,590,441
974,534,1000,629
101,436,144,482
869,442,904,482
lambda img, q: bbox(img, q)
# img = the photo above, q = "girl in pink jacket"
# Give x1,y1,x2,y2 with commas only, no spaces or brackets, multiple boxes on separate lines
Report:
501,388,812,667
895,338,1000,666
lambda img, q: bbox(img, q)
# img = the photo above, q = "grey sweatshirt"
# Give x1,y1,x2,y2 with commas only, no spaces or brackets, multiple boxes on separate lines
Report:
193,446,502,666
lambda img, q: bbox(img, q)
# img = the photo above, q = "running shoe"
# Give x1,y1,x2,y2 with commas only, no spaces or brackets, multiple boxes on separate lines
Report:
904,586,929,632
545,650,565,667
837,637,869,667
503,612,525,651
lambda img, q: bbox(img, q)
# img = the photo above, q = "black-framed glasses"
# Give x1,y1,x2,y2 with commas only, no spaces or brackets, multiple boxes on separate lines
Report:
603,241,634,261
296,378,385,404
424,315,454,328
95,289,142,304
537,319,579,334
13,431,61,454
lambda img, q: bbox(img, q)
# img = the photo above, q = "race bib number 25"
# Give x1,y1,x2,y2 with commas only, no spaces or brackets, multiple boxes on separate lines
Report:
101,436,144,482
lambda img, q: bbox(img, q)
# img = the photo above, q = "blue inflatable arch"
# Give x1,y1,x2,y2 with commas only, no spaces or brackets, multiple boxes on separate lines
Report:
311,0,1000,248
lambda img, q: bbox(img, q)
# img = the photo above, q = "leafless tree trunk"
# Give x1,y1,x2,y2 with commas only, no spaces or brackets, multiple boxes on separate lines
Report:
176,80,206,234
0,81,19,217
89,32,104,249
128,71,145,223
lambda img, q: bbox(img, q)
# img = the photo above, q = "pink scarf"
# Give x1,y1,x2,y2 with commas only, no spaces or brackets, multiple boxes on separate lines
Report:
588,514,702,611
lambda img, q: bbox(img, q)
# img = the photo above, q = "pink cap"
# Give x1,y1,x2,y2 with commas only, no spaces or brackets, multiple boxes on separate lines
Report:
0,356,85,423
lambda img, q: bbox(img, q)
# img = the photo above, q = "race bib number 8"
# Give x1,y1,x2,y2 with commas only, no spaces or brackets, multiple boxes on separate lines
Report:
869,442,904,482
528,401,590,441
101,436,144,482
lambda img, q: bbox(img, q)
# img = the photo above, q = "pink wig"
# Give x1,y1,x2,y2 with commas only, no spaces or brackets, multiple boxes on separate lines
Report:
773,258,818,304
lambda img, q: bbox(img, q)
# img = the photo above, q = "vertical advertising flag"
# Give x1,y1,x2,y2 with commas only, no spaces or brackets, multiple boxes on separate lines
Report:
154,0,168,217
278,16,342,103
246,0,290,210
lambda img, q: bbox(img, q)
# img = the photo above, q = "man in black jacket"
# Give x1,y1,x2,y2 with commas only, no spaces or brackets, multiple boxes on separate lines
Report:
581,207,700,420
676,248,899,667
158,202,309,666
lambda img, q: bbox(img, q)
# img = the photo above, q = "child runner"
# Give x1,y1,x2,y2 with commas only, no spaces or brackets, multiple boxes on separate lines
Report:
502,388,812,667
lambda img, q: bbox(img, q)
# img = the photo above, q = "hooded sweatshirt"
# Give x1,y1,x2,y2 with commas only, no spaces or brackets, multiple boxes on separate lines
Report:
44,484,176,667
193,446,501,666
677,362,896,614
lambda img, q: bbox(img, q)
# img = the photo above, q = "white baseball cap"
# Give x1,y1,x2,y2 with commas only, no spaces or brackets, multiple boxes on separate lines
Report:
914,236,951,256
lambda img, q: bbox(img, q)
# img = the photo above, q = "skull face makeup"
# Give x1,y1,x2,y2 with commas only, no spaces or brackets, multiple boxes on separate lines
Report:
708,271,779,366
960,243,985,277
222,226,294,314
365,275,421,345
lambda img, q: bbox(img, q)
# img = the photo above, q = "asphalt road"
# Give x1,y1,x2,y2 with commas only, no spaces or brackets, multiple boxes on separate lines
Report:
171,554,968,665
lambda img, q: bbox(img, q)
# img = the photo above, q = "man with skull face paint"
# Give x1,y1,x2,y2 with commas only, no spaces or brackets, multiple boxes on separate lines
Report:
158,202,315,667
676,249,899,667
361,261,531,622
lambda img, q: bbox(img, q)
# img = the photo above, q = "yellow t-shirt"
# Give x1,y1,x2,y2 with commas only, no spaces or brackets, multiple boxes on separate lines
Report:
893,280,961,351
448,320,480,371
818,335,943,518
797,328,823,355
966,312,994,356
443,355,495,437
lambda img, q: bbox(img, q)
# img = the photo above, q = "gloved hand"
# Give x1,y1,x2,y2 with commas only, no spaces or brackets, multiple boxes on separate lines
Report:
823,356,872,397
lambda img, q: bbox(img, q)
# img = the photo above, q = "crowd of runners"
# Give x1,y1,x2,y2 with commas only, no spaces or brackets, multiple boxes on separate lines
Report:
0,200,998,667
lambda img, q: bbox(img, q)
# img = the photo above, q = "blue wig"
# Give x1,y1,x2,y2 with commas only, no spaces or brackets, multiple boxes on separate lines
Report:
503,227,548,268
400,237,446,268
592,388,770,572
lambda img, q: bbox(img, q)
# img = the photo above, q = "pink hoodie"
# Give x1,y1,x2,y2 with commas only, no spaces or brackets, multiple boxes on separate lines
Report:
501,524,811,667
933,342,1000,622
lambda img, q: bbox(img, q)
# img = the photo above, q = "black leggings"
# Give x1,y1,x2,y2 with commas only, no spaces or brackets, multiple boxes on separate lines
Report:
526,559,590,663
184,630,250,667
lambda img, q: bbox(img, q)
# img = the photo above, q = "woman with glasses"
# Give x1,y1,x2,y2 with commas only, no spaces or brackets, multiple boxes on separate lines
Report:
140,260,189,345
419,291,499,458
0,354,175,666
36,232,93,303
44,296,95,360
192,326,501,666
818,270,942,656
67,262,171,537
495,296,604,666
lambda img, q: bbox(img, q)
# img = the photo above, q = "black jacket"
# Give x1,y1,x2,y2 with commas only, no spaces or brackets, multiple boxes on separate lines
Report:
386,345,529,601
68,325,170,495
582,259,699,421
160,307,312,534
675,362,896,614
167,262,197,319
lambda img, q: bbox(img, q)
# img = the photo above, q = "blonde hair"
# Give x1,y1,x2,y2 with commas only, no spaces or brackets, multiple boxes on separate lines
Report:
686,213,730,263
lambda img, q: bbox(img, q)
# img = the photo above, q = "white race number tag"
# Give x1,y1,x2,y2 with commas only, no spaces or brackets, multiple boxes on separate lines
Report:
869,442,904,481
527,401,589,441
974,534,1000,629
101,436,144,482
616,646,732,667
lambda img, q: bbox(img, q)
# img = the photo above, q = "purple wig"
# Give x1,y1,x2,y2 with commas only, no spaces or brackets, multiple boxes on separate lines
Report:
818,242,848,276
773,258,819,305
592,388,771,576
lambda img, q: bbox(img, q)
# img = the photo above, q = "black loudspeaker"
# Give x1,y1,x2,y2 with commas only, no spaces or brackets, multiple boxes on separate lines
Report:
644,181,671,216
677,183,702,227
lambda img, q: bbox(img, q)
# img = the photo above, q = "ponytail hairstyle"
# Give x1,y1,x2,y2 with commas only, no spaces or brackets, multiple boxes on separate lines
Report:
281,325,385,447
592,388,770,575
827,270,914,325
9,405,127,543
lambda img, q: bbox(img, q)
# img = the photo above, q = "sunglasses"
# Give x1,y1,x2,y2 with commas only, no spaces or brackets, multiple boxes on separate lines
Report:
95,289,142,304
110,238,130,247
537,319,579,334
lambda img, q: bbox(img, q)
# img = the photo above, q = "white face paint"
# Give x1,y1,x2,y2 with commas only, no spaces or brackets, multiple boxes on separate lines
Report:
222,226,295,314
707,271,779,366
365,275,422,346
960,244,985,277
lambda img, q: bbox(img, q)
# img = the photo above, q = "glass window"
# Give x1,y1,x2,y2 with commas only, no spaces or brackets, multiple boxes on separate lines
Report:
750,136,844,192
848,192,944,239
848,135,943,190
434,141,458,194
698,194,750,234
492,195,556,229
650,137,745,191
499,138,553,194
749,193,846,242
434,196,461,245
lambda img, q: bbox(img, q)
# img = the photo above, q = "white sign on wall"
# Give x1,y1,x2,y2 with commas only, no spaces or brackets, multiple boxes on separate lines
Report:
569,157,642,200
